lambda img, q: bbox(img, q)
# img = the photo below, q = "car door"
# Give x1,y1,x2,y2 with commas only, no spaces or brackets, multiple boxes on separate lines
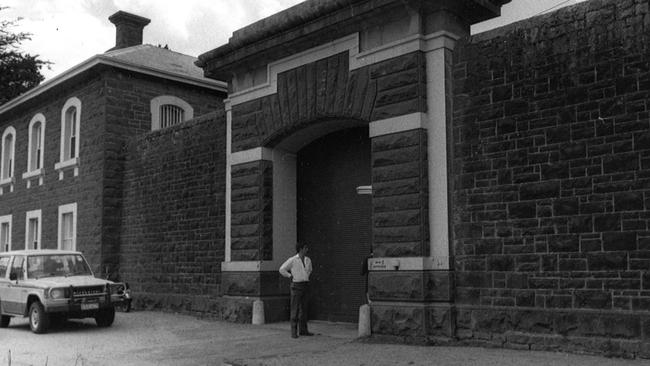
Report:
0,256,11,314
4,255,26,314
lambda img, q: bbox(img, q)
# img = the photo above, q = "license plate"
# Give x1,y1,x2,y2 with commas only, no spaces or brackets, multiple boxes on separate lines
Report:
81,303,99,310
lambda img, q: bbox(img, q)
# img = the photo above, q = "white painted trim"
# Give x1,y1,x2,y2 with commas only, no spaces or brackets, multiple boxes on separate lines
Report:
350,33,422,70
54,156,79,180
368,256,450,271
150,95,195,131
0,56,226,116
369,112,428,137
59,97,81,167
1,126,16,181
21,168,43,180
26,113,46,174
229,34,359,106
224,146,298,271
57,203,77,251
0,215,12,252
24,209,42,250
221,261,283,272
228,31,462,107
225,100,232,262
423,33,455,270
231,147,274,166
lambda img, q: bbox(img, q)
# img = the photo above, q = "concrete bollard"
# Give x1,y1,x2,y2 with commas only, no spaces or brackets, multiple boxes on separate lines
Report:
358,304,371,337
252,299,265,325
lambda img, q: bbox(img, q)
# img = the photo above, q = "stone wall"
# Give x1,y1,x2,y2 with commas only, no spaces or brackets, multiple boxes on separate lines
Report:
120,111,228,315
452,0,650,356
102,69,223,275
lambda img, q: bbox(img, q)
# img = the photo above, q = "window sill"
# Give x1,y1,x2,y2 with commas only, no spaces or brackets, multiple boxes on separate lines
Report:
0,177,14,187
0,177,14,195
54,157,79,180
22,169,44,188
22,168,43,180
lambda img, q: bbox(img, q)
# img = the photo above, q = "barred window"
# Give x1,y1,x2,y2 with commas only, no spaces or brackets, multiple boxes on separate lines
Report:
159,104,185,129
150,96,193,131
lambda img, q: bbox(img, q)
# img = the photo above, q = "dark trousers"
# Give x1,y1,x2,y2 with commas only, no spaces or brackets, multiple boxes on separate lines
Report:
290,281,309,332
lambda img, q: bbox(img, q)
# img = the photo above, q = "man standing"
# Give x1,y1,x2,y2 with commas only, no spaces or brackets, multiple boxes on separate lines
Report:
279,242,313,338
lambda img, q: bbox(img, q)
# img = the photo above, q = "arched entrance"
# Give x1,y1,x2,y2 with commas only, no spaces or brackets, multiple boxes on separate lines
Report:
296,127,371,323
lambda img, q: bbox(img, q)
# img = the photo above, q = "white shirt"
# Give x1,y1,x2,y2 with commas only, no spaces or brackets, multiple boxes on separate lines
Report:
279,254,312,282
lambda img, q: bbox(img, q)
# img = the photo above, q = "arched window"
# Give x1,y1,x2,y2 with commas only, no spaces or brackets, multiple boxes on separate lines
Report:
150,96,193,130
55,97,81,179
23,114,46,188
28,114,46,170
0,126,16,194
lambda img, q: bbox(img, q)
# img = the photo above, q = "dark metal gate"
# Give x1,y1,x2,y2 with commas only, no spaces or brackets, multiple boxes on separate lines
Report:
297,126,371,323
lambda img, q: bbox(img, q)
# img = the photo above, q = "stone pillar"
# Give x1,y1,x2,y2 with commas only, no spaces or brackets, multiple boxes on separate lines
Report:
369,20,465,339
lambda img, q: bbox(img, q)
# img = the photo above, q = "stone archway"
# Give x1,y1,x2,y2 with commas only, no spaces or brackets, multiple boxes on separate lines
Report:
205,0,512,335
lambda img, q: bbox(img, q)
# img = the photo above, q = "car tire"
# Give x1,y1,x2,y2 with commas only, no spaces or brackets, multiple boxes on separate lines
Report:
0,315,10,328
95,307,115,327
29,302,49,334
119,300,132,313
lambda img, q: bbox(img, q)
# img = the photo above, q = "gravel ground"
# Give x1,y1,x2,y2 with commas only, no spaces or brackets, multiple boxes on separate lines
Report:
0,311,646,366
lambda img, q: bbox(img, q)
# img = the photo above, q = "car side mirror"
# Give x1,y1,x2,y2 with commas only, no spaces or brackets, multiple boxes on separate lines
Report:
9,272,17,281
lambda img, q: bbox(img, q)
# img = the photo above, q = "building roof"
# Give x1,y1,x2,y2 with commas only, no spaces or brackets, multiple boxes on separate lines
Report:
0,44,226,116
103,44,207,80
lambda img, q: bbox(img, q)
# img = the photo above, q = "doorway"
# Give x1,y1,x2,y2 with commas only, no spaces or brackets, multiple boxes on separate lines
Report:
297,127,371,323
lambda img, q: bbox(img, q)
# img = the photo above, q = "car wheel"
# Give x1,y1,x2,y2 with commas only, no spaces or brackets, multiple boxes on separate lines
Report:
95,307,115,327
29,302,50,334
118,299,132,313
0,315,10,328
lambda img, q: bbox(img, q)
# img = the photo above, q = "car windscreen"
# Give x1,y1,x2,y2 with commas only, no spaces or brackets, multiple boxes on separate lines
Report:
27,254,92,279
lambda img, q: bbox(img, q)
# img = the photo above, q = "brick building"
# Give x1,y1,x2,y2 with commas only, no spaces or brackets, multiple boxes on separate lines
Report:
2,0,650,358
0,11,225,276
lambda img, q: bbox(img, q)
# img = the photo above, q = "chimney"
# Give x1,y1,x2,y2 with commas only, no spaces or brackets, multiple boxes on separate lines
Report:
108,11,151,50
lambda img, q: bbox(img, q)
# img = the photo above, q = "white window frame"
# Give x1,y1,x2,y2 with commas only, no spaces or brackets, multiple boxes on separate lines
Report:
57,203,77,251
55,97,81,179
22,113,46,188
150,95,194,131
0,215,11,252
25,209,42,250
0,126,16,194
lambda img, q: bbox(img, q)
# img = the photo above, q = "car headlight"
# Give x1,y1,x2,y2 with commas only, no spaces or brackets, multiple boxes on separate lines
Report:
48,288,67,299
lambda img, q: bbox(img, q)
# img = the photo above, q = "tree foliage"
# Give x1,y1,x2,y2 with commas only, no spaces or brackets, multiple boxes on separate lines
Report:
1,6,50,105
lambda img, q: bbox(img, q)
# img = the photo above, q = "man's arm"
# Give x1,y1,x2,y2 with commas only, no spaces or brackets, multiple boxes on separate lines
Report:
279,257,293,278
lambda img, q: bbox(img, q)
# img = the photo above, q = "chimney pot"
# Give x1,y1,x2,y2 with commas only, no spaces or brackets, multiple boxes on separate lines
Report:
108,11,151,50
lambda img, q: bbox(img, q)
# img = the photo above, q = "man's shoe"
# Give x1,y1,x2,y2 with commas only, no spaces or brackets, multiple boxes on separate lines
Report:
291,333,299,338
300,331,314,336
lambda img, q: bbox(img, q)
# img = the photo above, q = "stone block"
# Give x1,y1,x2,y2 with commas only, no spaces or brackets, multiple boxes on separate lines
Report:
588,252,628,270
603,231,637,251
371,303,426,337
553,198,579,216
520,182,560,200
548,234,579,252
574,290,612,310
509,201,536,218
594,214,621,231
603,152,639,173
614,191,644,211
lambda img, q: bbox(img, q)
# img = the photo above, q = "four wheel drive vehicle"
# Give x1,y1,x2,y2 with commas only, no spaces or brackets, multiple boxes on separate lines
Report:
0,250,127,333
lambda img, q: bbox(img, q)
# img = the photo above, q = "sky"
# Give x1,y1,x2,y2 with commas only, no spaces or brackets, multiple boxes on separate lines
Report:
2,0,587,81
